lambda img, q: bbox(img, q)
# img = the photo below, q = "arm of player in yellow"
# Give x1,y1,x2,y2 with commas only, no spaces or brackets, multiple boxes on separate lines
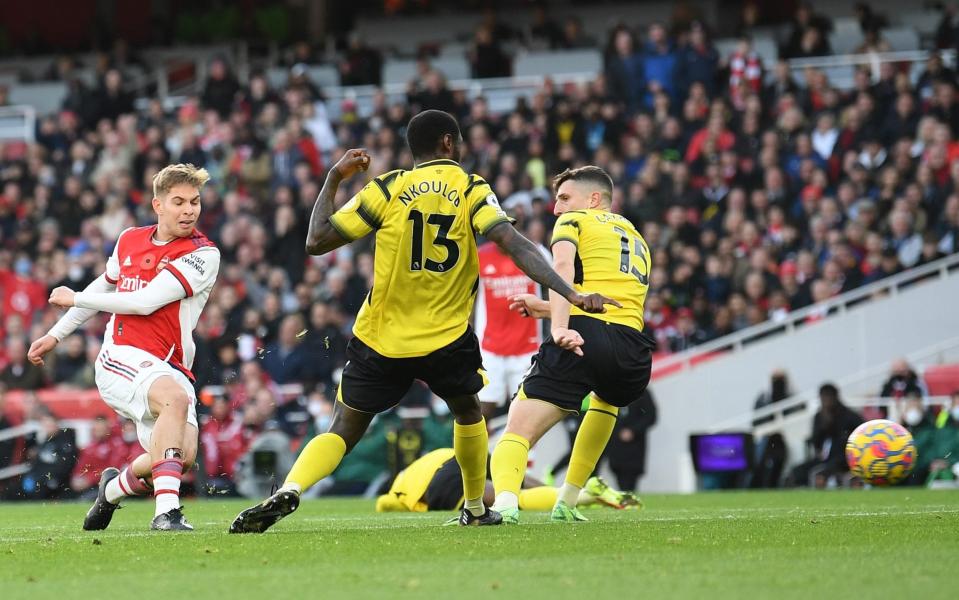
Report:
305,149,371,256
549,240,585,356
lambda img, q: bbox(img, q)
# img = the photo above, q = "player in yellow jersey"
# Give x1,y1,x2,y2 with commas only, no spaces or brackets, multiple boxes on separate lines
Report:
374,448,639,513
489,166,656,524
230,110,618,532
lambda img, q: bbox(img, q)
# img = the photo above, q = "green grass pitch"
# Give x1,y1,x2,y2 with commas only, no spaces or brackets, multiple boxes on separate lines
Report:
1,489,956,599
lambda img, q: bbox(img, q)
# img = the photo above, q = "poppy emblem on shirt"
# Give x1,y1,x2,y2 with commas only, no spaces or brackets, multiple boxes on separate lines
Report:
157,256,170,272
140,254,156,270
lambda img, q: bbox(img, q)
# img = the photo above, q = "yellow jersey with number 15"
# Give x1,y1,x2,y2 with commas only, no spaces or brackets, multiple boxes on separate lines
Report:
329,159,512,358
550,209,650,332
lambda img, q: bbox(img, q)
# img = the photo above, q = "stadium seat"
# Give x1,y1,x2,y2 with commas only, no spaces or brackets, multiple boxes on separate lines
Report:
8,82,68,115
923,363,959,396
513,49,602,78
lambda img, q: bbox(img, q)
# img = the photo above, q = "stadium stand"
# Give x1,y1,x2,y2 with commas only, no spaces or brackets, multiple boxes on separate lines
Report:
2,0,959,496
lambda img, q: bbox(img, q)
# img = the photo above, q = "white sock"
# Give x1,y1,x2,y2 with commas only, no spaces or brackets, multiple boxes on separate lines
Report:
152,458,183,517
105,474,127,505
464,497,485,517
279,482,302,495
105,467,151,504
558,482,581,507
493,491,518,510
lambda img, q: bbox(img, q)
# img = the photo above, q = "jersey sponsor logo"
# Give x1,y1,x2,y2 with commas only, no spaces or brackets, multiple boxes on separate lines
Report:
484,274,532,298
123,256,132,267
179,253,206,276
140,360,154,368
117,275,148,292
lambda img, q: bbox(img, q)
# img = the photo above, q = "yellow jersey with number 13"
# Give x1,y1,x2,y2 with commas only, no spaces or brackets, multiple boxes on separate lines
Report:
329,159,511,358
550,209,650,332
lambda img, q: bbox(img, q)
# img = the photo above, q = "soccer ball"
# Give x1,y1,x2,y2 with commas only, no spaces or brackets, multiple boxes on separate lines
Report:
845,419,917,486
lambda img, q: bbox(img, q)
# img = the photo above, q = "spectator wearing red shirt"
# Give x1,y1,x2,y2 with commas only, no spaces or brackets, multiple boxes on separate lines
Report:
70,416,115,498
0,259,47,327
202,395,250,495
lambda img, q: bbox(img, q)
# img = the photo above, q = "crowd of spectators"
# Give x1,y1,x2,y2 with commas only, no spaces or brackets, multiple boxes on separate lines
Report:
3,4,959,495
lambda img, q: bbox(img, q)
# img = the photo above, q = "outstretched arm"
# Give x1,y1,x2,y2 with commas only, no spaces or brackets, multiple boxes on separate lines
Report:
305,149,372,256
28,273,118,366
484,222,619,314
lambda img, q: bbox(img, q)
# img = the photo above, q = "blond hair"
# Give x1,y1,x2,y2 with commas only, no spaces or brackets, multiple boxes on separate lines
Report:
152,163,210,198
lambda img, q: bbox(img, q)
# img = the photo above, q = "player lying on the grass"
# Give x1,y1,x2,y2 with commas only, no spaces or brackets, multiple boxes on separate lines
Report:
374,448,640,513
230,110,619,533
28,164,220,532
489,166,656,524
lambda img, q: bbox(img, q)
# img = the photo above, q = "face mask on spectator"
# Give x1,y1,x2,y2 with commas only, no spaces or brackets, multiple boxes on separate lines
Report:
904,408,923,426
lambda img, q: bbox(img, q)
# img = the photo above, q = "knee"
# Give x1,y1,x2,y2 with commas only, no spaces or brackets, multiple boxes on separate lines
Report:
180,456,195,472
446,397,482,424
163,390,191,417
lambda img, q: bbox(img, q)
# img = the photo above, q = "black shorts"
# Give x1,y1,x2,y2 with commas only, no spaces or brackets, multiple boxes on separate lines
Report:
338,327,486,414
423,458,464,511
518,315,655,412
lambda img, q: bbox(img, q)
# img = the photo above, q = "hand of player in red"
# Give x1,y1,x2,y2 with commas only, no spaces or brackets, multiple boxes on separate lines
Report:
333,148,372,180
27,334,58,366
49,286,77,308
508,293,550,319
571,292,621,314
552,326,585,356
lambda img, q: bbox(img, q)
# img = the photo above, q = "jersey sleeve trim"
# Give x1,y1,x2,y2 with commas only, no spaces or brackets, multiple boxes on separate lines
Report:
165,264,194,297
551,236,579,248
470,198,489,220
327,215,354,241
356,202,382,229
104,274,118,284
478,216,512,236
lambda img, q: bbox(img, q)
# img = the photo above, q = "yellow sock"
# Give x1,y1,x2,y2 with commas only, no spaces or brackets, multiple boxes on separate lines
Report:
518,486,558,510
490,432,530,509
566,396,619,488
454,419,488,510
283,433,347,493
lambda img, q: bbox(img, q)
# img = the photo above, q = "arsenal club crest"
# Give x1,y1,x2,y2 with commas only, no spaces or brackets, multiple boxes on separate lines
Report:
157,256,171,271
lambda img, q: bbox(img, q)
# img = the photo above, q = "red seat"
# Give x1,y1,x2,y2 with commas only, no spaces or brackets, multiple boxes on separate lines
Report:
924,364,959,396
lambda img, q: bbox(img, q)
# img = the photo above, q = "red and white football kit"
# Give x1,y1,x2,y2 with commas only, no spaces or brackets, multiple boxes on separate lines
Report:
47,225,220,449
474,242,546,406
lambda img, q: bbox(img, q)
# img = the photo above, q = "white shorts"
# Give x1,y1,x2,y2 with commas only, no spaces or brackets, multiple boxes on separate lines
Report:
478,350,535,406
94,344,198,450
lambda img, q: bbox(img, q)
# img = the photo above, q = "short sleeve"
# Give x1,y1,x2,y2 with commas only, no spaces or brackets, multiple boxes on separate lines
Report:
328,175,392,242
165,248,220,297
550,212,581,247
466,176,512,236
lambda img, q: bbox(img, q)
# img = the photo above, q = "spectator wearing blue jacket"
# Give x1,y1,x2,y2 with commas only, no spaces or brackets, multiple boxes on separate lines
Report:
261,314,312,385
605,26,645,114
641,23,678,109
678,22,719,98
